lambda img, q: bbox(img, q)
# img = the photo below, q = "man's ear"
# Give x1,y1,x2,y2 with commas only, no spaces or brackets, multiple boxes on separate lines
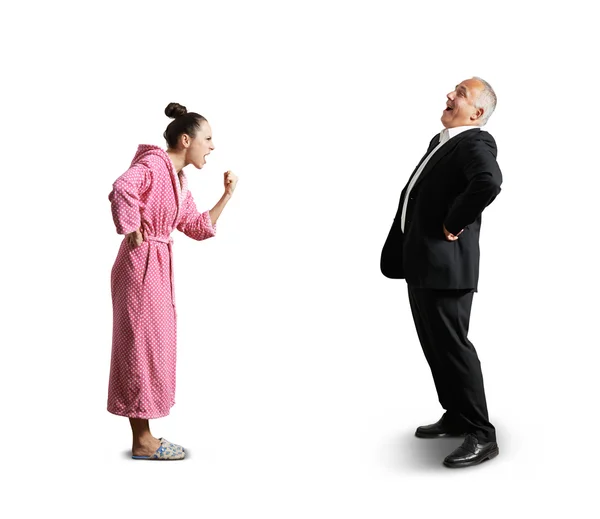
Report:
471,108,484,121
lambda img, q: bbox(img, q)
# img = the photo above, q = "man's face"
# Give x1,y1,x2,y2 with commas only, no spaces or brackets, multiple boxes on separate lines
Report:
441,79,485,128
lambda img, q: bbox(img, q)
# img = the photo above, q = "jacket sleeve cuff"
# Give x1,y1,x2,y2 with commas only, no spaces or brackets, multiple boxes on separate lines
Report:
444,220,463,236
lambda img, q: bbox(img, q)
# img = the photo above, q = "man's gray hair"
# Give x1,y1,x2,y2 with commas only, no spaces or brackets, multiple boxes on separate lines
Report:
472,76,497,126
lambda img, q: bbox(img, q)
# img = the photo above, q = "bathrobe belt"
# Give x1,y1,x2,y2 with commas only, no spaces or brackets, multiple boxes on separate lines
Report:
145,235,175,306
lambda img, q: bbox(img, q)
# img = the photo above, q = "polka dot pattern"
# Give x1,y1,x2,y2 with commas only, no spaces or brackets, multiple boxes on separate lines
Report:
107,145,216,419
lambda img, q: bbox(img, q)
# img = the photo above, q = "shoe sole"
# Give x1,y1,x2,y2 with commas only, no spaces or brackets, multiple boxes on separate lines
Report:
131,455,185,460
415,431,467,439
443,446,499,468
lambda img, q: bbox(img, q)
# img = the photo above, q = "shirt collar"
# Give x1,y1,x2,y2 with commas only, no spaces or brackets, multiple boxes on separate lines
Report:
443,125,482,140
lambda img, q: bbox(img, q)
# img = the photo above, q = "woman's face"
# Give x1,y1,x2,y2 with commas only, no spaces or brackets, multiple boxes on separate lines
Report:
187,120,215,169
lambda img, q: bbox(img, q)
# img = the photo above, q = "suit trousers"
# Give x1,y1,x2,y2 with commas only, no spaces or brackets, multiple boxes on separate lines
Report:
407,284,496,442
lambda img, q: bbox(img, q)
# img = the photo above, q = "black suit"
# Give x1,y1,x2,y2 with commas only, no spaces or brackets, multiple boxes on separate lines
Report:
381,127,502,442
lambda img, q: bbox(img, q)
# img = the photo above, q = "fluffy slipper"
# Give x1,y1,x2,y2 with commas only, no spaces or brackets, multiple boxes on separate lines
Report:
132,438,185,460
160,438,185,453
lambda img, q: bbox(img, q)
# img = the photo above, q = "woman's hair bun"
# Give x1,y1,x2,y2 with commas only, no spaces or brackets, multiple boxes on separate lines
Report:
165,102,188,119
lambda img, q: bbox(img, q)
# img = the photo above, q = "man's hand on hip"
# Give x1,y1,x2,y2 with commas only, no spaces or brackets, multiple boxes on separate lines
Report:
443,224,463,241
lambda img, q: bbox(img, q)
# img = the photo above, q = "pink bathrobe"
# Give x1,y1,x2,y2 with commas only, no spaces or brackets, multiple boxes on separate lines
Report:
107,145,216,418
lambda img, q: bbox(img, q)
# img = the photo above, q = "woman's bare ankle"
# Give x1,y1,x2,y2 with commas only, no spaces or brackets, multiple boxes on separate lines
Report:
132,435,161,456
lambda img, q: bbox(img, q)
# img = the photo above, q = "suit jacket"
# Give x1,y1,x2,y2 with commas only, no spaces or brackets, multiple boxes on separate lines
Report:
381,128,502,290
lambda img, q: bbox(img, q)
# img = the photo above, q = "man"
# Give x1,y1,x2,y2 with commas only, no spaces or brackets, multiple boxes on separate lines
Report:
381,77,502,468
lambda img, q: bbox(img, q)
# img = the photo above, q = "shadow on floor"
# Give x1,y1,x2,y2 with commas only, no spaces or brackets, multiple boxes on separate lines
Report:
384,430,467,472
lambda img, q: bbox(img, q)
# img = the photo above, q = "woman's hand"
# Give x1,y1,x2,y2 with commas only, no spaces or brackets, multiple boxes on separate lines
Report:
209,171,239,226
127,228,143,247
224,170,238,196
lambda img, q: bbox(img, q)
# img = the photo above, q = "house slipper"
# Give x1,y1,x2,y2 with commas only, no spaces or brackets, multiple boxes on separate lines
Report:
131,438,185,460
160,438,185,452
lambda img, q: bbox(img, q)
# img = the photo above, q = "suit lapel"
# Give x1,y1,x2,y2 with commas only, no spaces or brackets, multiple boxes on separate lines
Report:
410,128,480,192
407,134,440,186
396,134,440,215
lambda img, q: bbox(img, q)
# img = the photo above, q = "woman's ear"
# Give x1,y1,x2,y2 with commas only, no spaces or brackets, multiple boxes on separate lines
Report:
180,133,191,148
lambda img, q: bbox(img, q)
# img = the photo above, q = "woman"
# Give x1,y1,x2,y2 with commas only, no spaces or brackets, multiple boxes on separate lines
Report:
108,102,238,460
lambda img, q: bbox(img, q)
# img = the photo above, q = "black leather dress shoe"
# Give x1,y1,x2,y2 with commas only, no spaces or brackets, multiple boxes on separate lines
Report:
415,417,467,438
443,434,499,468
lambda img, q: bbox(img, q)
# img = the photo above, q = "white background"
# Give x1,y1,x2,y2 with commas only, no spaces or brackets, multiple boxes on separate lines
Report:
2,0,598,516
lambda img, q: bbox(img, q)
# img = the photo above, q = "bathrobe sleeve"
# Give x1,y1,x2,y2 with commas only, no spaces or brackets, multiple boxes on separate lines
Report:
108,164,152,235
177,190,217,241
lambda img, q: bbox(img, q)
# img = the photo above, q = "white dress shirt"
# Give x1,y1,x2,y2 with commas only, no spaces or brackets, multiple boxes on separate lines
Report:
400,125,480,233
